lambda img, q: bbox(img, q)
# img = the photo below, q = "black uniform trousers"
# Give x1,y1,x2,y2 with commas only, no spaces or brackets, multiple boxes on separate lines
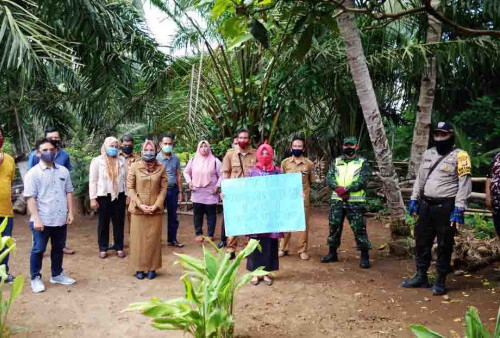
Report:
415,198,456,276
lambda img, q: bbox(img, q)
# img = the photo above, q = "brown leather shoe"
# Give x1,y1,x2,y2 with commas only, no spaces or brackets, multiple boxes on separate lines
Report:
63,247,75,255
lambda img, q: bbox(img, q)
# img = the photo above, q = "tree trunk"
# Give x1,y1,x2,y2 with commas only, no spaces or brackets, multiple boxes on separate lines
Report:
337,0,409,238
407,0,442,178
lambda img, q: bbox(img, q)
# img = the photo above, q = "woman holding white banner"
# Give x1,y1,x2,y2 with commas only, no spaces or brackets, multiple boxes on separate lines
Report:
246,144,283,286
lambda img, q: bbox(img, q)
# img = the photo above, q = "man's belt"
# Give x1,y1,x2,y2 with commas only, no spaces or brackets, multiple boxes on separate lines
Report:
421,196,455,204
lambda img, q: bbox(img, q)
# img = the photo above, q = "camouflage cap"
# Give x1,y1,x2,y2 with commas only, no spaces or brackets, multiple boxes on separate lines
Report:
343,136,358,145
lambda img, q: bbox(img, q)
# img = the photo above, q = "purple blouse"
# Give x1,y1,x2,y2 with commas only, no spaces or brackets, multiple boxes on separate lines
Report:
183,158,222,205
246,166,284,239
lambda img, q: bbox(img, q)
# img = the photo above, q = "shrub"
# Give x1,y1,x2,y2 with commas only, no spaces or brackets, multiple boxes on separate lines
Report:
0,218,25,336
128,239,267,337
410,305,500,337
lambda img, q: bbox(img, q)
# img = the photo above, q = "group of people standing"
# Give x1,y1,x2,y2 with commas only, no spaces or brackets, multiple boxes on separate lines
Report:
1,121,500,296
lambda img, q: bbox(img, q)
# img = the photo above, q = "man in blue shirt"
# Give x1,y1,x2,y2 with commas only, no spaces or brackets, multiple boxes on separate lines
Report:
156,133,184,248
28,127,74,255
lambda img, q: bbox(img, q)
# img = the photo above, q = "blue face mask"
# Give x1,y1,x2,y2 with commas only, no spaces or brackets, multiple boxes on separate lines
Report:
40,151,56,163
142,151,156,162
106,147,118,157
162,145,173,153
291,149,304,157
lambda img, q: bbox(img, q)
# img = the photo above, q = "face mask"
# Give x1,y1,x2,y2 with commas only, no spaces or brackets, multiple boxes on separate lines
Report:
258,154,273,168
162,145,173,153
238,141,248,149
434,136,454,155
40,151,56,163
106,147,118,157
50,139,61,148
142,152,156,162
121,145,133,155
343,148,356,157
291,149,303,157
0,137,3,149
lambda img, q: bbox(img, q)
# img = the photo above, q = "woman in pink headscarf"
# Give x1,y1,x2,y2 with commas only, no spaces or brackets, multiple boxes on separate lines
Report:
246,143,283,286
183,140,222,243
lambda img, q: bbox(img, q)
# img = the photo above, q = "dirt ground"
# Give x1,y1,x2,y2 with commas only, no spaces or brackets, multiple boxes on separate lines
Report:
6,207,500,337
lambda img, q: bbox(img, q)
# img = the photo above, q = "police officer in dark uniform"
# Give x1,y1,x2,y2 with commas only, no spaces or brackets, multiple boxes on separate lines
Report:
402,122,472,295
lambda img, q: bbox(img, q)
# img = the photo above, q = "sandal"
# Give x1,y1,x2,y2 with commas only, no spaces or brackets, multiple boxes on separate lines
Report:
250,276,260,285
99,252,107,259
263,275,273,286
117,250,126,258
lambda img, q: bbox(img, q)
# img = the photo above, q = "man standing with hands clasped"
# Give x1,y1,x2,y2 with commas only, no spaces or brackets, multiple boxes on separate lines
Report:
321,136,372,268
279,136,314,260
24,138,76,293
402,122,472,296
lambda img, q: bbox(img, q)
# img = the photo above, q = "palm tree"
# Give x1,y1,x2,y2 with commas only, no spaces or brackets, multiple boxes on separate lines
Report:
337,0,408,236
408,0,442,178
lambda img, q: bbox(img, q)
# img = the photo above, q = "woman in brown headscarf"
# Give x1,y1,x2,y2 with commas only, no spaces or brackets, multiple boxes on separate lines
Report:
127,140,168,279
89,136,128,259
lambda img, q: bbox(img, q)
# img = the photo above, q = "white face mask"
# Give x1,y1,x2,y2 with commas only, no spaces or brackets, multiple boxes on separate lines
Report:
434,134,452,142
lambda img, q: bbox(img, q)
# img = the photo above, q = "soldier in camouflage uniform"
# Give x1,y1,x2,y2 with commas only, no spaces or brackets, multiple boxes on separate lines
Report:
321,137,372,269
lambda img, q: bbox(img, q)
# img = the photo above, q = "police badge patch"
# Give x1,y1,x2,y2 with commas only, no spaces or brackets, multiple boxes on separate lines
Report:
457,151,471,177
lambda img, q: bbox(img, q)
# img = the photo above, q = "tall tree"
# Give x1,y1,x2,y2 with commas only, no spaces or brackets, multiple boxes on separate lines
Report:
408,0,442,178
337,0,408,236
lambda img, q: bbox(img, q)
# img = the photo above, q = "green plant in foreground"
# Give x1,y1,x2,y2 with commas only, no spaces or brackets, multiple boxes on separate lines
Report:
465,214,496,239
128,239,267,337
411,305,500,337
0,218,25,337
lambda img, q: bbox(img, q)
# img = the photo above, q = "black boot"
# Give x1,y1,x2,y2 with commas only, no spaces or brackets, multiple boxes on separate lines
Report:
401,270,431,288
432,274,446,296
359,250,370,269
320,247,338,263
217,240,226,249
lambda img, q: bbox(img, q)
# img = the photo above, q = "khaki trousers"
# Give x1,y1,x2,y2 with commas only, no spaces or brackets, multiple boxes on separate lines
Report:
280,206,310,254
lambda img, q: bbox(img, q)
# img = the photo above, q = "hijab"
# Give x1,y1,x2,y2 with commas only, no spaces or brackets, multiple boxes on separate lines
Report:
100,136,120,200
256,143,275,171
191,140,217,188
141,140,159,173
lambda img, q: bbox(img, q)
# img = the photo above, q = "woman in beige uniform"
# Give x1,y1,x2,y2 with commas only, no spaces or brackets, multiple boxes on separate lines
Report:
127,140,168,280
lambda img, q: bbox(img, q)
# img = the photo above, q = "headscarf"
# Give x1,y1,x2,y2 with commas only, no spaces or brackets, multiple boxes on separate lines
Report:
141,140,159,173
191,140,216,188
256,143,275,171
101,136,120,200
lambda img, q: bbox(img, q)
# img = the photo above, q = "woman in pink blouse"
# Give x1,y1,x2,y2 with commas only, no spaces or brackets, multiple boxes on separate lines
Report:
183,140,222,243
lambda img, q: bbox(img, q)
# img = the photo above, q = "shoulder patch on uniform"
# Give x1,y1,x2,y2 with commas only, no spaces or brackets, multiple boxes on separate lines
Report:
457,150,471,177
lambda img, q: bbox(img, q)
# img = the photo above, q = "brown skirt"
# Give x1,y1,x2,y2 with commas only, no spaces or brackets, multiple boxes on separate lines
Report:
130,214,163,272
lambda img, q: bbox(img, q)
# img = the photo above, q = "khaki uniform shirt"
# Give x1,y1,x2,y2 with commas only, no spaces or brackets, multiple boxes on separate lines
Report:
222,147,257,179
411,147,472,209
281,156,314,207
120,152,141,169
127,161,168,215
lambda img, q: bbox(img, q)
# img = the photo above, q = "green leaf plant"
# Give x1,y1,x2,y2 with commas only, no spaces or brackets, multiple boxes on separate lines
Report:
127,238,267,337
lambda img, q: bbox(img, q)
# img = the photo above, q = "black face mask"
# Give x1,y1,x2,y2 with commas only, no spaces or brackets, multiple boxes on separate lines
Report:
434,137,454,155
291,149,303,157
343,148,356,157
121,145,133,155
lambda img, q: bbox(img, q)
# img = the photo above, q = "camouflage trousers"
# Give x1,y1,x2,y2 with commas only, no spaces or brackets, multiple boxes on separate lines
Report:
327,200,371,251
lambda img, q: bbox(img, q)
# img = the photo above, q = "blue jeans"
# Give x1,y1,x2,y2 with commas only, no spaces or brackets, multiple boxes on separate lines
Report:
165,185,179,242
30,222,66,279
0,217,13,273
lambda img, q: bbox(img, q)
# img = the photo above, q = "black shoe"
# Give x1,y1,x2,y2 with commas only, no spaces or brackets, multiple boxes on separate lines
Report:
147,271,157,280
359,250,370,269
432,274,446,295
168,241,185,248
401,271,431,288
229,252,236,260
320,247,338,263
217,241,227,249
136,271,145,280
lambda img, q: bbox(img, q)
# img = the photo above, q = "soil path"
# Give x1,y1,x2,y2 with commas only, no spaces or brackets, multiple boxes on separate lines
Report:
7,207,500,337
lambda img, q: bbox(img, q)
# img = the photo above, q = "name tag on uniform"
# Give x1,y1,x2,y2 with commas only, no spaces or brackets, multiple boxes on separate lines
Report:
141,174,149,177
